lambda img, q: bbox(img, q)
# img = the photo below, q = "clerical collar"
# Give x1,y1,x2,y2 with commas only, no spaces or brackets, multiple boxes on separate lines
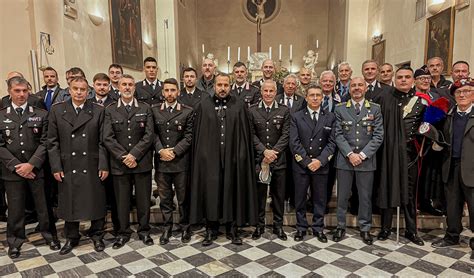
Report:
457,104,472,114
351,98,365,107
165,102,177,109
307,106,320,115
11,102,28,111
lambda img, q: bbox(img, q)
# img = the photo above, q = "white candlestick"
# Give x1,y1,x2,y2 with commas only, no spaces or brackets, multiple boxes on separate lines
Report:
247,46,250,61
237,47,241,61
279,44,282,60
316,39,319,49
202,44,205,54
227,46,230,62
289,44,293,60
269,47,272,60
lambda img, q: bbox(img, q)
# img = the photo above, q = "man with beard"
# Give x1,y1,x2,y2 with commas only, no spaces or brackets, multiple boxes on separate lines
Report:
363,60,392,103
376,67,428,245
48,76,109,254
231,62,260,107
252,59,284,95
35,67,62,111
197,58,216,96
296,67,313,97
379,63,394,86
179,67,205,108
152,78,193,244
335,62,352,102
103,74,154,249
135,57,163,105
108,64,123,101
431,79,474,261
189,73,257,246
249,80,289,241
92,73,115,107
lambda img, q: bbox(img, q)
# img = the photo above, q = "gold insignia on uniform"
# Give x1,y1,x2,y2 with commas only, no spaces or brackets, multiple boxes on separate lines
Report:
346,101,351,108
295,154,303,162
364,100,371,108
6,139,13,144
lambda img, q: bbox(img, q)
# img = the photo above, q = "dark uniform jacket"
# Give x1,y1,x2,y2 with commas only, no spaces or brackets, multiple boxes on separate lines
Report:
0,105,48,181
252,79,284,95
108,86,120,101
276,93,306,114
1,95,46,110
135,79,163,106
249,101,290,170
289,107,336,175
178,87,205,109
231,82,261,107
91,95,115,107
103,99,154,175
334,100,384,171
35,86,62,105
365,81,391,104
441,106,474,187
151,102,193,173
47,99,108,221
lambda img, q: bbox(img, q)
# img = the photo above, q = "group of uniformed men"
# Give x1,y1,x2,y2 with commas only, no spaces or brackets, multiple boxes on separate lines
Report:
0,56,472,262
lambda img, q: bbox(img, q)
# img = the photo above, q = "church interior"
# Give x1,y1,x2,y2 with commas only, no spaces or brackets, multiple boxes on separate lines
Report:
0,0,473,277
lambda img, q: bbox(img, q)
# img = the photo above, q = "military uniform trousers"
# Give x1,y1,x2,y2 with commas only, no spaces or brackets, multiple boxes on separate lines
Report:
257,168,286,228
381,142,419,234
5,177,56,248
336,170,374,232
113,171,152,238
444,159,474,243
156,171,189,230
294,172,328,233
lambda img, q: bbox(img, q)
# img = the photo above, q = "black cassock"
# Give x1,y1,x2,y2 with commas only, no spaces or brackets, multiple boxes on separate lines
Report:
189,95,258,226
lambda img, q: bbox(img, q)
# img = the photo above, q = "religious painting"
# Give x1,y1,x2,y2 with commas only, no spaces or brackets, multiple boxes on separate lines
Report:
242,0,281,25
455,0,470,10
371,40,385,66
109,0,143,70
425,7,455,74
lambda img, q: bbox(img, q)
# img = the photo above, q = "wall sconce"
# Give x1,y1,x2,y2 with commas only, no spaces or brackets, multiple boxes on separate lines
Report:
372,33,383,43
88,13,104,26
428,0,445,15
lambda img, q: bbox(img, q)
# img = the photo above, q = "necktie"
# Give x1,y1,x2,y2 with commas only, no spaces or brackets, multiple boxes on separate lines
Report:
458,111,466,117
16,107,23,117
125,104,131,112
45,89,53,110
368,84,374,93
266,107,271,114
76,107,81,114
150,82,155,90
322,96,329,111
312,111,318,125
355,103,361,115
237,87,243,95
98,99,103,104
286,97,292,108
168,106,173,113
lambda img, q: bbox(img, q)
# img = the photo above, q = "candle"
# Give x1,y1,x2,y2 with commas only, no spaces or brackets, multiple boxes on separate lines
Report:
316,39,319,49
279,44,282,60
247,46,250,61
202,44,205,54
269,47,272,60
227,46,230,62
237,47,241,61
289,44,293,60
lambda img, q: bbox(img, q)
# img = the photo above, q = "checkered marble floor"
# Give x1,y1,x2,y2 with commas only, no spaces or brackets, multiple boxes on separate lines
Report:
0,222,473,277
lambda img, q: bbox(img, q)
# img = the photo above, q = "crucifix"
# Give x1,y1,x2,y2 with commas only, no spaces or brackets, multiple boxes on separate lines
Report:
253,0,267,52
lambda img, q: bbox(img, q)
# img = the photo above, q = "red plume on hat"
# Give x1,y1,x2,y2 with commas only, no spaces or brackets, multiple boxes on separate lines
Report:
417,97,450,145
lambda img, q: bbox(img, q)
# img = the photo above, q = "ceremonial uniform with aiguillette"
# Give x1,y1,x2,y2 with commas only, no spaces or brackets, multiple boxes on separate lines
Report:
289,106,336,238
249,100,289,238
0,105,59,251
333,100,383,241
151,102,193,242
135,79,163,105
47,99,109,242
103,99,154,242
231,82,261,107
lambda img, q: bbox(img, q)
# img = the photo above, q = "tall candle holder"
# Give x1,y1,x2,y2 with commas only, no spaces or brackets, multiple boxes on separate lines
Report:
227,60,231,73
289,59,293,73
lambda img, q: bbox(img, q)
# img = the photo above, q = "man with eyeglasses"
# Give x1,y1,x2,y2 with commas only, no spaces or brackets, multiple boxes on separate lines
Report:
432,79,474,262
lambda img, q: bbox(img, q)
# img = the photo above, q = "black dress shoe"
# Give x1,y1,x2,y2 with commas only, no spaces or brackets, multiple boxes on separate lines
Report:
112,237,129,249
140,235,154,246
252,226,265,240
93,239,105,252
59,240,78,255
377,229,391,240
332,228,345,242
181,229,192,243
202,231,217,246
360,231,373,245
405,232,424,246
314,231,328,243
48,239,61,251
8,247,21,259
160,229,172,245
431,238,459,248
273,228,287,241
294,230,306,242
226,232,243,245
